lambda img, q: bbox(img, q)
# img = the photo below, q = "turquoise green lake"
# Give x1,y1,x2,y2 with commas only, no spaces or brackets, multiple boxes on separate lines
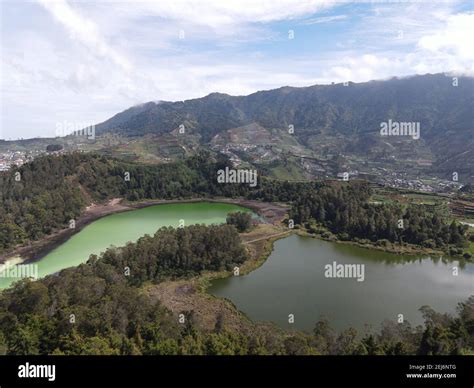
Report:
0,202,250,289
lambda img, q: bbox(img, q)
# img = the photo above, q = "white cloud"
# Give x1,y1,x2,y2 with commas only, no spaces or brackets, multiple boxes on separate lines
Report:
418,12,474,68
37,0,131,70
301,14,347,25
101,0,335,27
323,5,474,82
1,0,473,139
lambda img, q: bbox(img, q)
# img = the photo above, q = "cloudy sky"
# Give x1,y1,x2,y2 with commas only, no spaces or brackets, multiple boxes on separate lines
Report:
1,0,473,139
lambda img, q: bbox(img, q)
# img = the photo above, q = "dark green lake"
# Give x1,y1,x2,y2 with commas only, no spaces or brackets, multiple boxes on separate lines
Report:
209,234,474,332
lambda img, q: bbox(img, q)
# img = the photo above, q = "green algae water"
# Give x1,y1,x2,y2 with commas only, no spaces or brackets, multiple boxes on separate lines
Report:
209,234,474,331
0,202,250,289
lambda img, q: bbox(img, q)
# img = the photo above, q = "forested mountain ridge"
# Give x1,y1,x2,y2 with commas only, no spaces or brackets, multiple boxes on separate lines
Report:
96,74,473,139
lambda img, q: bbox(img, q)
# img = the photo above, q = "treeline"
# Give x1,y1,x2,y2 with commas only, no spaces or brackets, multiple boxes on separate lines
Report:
309,297,474,356
98,224,248,285
0,224,472,355
0,151,469,254
0,152,246,253
0,155,87,252
287,183,470,250
0,224,248,355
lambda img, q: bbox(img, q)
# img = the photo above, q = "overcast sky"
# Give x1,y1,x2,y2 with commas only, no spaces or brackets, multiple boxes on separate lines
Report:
1,0,473,139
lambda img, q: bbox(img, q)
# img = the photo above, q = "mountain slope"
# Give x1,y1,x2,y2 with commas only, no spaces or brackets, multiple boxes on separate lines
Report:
96,74,473,139
94,73,474,180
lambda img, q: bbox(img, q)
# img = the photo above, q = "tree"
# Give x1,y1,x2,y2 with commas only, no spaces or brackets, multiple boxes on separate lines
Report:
46,144,63,152
226,211,252,232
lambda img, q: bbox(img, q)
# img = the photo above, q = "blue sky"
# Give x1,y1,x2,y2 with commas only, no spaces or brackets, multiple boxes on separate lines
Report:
1,0,473,139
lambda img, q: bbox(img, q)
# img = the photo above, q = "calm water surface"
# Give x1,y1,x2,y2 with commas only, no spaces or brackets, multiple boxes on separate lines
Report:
209,234,474,331
0,202,250,289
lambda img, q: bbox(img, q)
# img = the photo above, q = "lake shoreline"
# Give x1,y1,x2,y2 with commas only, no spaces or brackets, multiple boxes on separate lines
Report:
202,227,449,305
0,198,288,265
206,231,473,332
295,229,446,257
1,193,459,267
195,225,294,326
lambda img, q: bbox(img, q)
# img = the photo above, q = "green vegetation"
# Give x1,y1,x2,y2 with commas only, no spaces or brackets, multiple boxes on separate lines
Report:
99,223,248,284
288,182,469,252
0,155,87,252
1,152,469,256
46,144,63,152
0,223,472,355
259,157,308,181
0,152,247,253
226,212,252,232
93,75,474,181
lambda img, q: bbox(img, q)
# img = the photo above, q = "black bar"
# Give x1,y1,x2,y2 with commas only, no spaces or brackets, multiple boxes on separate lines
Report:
0,356,472,387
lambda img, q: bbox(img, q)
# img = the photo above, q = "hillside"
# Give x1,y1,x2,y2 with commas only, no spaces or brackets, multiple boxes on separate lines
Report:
93,73,474,182
97,74,473,139
2,74,472,183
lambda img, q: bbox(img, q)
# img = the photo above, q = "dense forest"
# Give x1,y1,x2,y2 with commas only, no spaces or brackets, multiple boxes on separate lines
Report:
98,224,248,284
0,152,469,254
0,152,244,253
287,182,470,252
0,224,472,355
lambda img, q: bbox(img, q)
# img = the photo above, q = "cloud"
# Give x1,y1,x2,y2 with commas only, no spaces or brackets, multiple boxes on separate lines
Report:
105,0,336,28
301,14,347,25
37,0,131,70
323,5,474,82
418,12,474,72
1,0,473,139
